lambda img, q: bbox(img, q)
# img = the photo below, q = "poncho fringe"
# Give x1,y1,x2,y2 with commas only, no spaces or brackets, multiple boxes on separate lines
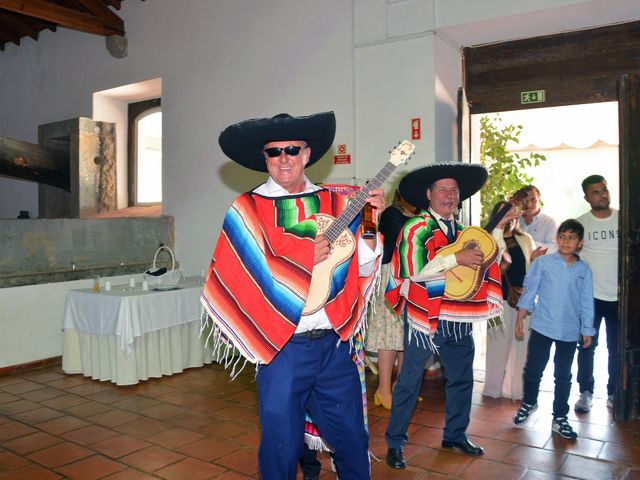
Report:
200,190,381,375
385,211,504,351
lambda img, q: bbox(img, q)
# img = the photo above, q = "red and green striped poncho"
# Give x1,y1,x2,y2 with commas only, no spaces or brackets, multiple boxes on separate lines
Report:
385,211,503,338
201,189,379,366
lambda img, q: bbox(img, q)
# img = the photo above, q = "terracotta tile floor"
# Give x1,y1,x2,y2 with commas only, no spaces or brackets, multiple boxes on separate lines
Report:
1,363,638,479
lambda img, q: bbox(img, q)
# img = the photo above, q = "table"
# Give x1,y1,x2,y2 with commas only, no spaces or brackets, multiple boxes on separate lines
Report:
62,276,211,385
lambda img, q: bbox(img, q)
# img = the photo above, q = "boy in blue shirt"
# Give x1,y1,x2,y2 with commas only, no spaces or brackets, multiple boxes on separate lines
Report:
512,219,595,439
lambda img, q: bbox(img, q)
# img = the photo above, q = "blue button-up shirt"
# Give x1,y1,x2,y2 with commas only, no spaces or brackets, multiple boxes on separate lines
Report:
518,251,595,341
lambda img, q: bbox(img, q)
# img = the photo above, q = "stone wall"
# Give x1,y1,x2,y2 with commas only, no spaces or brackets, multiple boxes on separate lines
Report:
0,216,175,287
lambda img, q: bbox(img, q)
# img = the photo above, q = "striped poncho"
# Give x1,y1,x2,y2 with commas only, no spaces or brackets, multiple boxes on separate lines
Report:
201,189,379,367
385,211,503,340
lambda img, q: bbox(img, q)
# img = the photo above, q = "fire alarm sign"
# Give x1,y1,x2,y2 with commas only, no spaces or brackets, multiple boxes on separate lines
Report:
411,118,421,140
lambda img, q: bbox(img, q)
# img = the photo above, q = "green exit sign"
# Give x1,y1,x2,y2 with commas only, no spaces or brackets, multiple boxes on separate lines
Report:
521,90,546,104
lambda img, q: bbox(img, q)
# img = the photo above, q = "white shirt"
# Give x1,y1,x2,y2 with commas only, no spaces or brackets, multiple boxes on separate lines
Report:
519,212,558,253
577,209,619,301
254,176,381,332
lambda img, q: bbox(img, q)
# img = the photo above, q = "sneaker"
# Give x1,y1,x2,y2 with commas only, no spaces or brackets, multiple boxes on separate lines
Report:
552,416,578,439
606,395,615,408
513,402,538,425
574,391,593,413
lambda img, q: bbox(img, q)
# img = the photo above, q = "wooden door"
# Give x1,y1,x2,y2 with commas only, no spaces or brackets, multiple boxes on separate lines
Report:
457,87,474,226
616,73,640,420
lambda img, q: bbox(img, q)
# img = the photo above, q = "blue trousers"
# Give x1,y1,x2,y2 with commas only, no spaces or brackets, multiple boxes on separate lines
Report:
577,299,619,396
256,333,369,480
522,329,577,418
386,319,475,448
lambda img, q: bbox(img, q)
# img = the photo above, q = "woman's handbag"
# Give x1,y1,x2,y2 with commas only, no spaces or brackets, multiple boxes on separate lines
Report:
144,246,182,289
504,272,522,309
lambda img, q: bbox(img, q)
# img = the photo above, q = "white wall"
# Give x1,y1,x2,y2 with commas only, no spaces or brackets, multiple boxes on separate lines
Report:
0,274,134,366
355,34,434,188
1,0,639,367
0,178,38,219
434,34,461,164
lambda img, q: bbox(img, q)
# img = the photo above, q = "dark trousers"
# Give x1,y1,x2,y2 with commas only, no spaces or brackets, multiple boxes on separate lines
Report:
386,319,475,448
299,444,321,477
523,329,577,418
256,333,369,480
577,299,619,396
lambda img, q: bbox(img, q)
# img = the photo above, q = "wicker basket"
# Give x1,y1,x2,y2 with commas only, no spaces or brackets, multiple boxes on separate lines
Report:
144,246,182,289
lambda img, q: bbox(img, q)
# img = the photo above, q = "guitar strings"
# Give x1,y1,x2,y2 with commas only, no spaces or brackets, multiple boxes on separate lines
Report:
325,161,396,242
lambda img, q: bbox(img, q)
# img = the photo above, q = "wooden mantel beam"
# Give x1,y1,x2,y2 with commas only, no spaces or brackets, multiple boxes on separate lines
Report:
0,0,124,36
0,136,69,191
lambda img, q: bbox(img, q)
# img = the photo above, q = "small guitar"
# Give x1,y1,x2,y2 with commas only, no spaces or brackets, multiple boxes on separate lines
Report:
302,140,416,315
439,190,527,301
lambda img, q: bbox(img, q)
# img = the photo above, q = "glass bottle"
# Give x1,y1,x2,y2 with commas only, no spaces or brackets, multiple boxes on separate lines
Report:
93,275,101,293
361,202,376,239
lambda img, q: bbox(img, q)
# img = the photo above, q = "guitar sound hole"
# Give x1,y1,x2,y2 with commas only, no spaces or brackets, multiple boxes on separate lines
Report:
464,240,480,250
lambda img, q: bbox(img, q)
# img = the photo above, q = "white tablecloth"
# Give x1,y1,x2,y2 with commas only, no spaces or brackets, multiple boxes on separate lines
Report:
62,277,211,385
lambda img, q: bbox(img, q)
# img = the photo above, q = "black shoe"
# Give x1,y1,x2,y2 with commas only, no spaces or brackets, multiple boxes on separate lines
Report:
441,439,484,456
386,447,406,469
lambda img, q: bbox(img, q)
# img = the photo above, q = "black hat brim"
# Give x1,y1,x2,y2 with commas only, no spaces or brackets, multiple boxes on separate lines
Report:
398,163,488,211
218,111,336,172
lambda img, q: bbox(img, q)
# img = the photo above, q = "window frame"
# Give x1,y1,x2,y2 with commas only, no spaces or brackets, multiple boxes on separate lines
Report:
128,98,162,206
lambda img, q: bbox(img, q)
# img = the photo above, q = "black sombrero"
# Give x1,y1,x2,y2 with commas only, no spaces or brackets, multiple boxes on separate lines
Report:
398,162,488,210
218,111,336,172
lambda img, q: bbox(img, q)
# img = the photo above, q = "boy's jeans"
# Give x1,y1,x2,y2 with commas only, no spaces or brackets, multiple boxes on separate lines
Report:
522,329,577,418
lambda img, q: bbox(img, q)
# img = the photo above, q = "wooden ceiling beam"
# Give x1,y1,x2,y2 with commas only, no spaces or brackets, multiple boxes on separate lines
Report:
0,20,18,42
75,0,123,28
0,9,39,40
0,30,13,43
0,0,124,36
101,0,121,9
25,15,56,35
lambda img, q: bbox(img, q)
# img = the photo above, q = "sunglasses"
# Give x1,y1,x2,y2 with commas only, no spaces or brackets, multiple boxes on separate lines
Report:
263,145,307,157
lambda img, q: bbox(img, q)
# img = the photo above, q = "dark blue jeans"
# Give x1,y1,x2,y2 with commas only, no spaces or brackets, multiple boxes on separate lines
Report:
523,329,577,418
256,333,369,480
386,319,474,447
577,299,619,396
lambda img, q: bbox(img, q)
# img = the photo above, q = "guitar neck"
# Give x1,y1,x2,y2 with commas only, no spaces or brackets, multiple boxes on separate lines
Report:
483,191,527,233
325,161,397,243
484,204,512,233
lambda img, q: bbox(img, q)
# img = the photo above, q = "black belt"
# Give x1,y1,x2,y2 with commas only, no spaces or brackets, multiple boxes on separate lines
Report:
293,328,334,340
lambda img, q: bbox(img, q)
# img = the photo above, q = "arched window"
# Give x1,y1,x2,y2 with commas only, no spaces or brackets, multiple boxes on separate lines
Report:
128,98,162,205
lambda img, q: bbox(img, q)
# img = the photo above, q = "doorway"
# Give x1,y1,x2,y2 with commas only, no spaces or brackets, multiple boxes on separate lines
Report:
461,18,640,420
469,102,620,401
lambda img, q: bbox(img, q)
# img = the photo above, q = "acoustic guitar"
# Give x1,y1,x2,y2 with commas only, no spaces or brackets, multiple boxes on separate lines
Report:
302,140,415,315
439,190,527,301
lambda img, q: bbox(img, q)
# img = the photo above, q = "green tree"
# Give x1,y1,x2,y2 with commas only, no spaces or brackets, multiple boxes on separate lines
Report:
479,115,546,225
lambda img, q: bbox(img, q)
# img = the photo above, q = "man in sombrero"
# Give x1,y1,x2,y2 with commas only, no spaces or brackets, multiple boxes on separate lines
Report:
201,111,384,480
383,163,520,468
